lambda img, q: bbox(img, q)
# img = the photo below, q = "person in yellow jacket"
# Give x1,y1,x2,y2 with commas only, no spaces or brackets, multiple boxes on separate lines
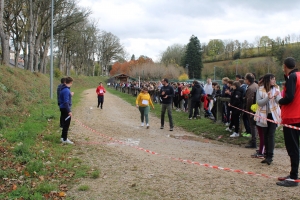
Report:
136,87,155,128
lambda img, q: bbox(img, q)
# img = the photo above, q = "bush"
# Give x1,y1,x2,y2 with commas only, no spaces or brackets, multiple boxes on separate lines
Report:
54,68,62,78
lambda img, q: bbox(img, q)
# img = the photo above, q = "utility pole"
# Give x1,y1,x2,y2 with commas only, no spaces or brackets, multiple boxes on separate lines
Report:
50,0,54,99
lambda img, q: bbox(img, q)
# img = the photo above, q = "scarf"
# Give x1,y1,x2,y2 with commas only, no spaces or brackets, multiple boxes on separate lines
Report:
254,86,281,126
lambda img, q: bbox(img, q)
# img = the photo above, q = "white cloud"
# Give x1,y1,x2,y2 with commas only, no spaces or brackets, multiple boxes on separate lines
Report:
78,0,300,62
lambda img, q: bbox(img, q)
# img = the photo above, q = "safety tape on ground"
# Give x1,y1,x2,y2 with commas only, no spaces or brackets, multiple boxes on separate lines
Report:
228,104,300,131
74,118,300,183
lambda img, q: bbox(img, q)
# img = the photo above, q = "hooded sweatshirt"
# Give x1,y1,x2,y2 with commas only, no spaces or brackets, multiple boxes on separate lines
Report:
190,83,204,101
59,85,72,113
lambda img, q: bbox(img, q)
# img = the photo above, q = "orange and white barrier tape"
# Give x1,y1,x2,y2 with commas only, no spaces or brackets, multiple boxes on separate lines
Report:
74,118,300,183
228,104,300,131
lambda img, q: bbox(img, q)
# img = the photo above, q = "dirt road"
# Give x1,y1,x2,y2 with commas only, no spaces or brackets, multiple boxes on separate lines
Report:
68,89,299,200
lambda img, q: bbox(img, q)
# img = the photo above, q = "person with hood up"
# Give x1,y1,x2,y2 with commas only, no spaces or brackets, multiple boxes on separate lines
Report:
188,80,205,119
227,81,244,137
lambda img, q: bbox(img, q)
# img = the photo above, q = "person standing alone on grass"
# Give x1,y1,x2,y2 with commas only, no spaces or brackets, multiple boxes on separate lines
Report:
59,77,74,144
160,78,174,131
277,57,300,187
96,82,106,109
136,87,155,128
57,77,66,128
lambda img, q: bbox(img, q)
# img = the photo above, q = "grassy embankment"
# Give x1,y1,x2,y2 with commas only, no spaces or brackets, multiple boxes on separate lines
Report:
107,86,285,148
0,66,104,199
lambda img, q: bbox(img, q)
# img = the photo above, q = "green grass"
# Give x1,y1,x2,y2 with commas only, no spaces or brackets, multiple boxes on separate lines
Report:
107,86,285,147
0,65,107,199
78,185,90,191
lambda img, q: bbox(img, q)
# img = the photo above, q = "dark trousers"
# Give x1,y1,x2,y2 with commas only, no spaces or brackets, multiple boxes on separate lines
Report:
173,95,178,108
189,100,199,118
97,96,104,108
183,99,188,111
161,103,173,128
59,107,64,128
211,101,216,118
243,112,251,133
247,114,257,145
283,123,300,179
229,111,240,133
60,108,71,141
262,114,277,159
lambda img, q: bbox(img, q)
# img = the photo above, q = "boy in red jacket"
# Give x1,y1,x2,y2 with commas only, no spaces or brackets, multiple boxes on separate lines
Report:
96,82,106,109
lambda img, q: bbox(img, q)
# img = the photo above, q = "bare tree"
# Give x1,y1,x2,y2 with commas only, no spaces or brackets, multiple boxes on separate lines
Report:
97,31,124,76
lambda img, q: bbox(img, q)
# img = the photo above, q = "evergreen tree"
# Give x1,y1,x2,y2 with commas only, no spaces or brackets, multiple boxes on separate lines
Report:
131,54,135,60
181,35,203,79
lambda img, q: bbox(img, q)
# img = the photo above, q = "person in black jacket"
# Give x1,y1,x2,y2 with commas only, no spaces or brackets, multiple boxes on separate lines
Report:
160,78,174,131
227,81,243,137
188,80,204,119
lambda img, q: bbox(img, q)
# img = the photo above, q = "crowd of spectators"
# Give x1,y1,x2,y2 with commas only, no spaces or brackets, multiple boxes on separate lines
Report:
110,57,300,187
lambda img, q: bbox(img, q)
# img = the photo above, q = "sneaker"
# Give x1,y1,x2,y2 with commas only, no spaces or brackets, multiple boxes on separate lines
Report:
209,116,215,120
278,176,290,181
63,138,74,144
261,158,272,165
160,126,164,129
60,138,64,142
251,152,264,159
225,127,232,132
230,132,239,137
244,133,251,137
188,117,192,120
146,124,149,129
169,128,173,131
141,122,144,127
276,180,299,187
225,122,230,126
245,143,257,148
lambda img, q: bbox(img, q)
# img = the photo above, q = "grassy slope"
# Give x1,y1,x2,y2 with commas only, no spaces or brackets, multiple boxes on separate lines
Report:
0,66,104,199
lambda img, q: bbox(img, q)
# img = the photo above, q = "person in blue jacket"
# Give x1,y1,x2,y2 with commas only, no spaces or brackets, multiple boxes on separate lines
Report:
59,77,74,144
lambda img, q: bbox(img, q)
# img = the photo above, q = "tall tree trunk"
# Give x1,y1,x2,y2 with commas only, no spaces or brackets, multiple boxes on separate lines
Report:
40,38,50,73
28,0,34,71
0,0,10,66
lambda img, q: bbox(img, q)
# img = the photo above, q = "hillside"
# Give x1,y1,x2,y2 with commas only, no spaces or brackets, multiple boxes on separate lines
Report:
202,56,284,81
0,66,105,199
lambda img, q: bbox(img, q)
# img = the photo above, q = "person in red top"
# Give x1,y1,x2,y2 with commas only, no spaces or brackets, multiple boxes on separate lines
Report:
181,85,190,112
96,82,106,109
277,57,300,187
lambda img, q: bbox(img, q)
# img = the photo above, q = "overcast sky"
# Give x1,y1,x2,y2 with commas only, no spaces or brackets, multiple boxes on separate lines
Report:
78,0,300,62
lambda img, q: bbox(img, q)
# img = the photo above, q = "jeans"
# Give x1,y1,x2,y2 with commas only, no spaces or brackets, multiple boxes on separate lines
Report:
97,96,104,108
247,114,257,145
161,103,173,128
139,106,150,124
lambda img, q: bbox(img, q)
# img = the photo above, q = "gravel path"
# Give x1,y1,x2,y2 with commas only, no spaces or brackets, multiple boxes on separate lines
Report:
68,89,299,200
